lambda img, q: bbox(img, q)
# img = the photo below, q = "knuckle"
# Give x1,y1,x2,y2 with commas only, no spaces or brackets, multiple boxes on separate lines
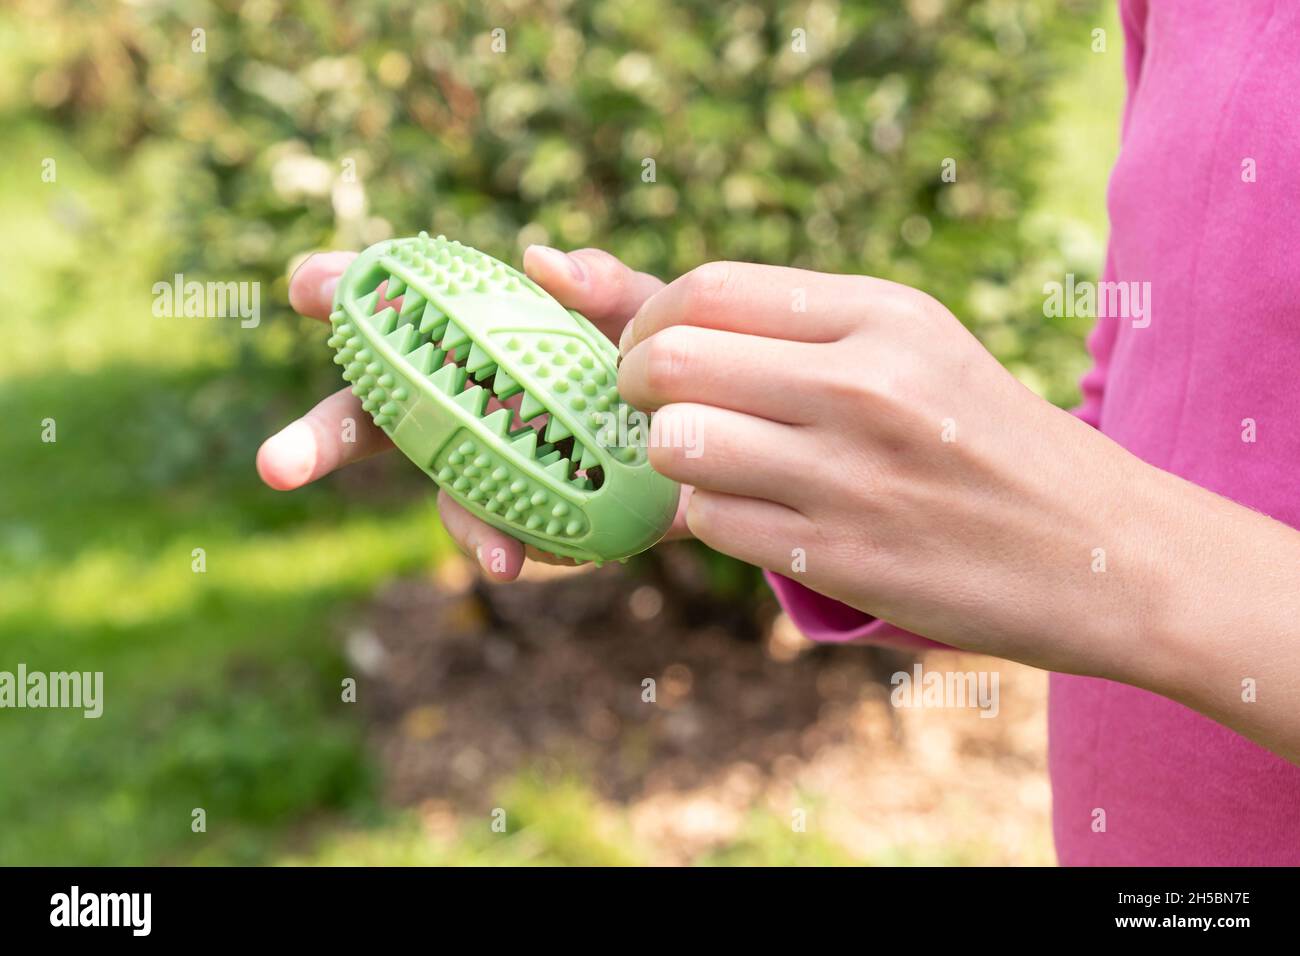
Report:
683,489,719,541
574,247,626,288
679,261,740,311
823,351,921,432
643,327,695,395
821,357,875,406
891,284,947,330
875,278,926,310
646,436,680,478
570,248,628,317
868,359,911,407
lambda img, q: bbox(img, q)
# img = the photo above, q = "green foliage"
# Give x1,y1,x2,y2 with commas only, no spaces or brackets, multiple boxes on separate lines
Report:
697,803,861,866
11,0,1101,404
281,772,647,865
0,118,447,866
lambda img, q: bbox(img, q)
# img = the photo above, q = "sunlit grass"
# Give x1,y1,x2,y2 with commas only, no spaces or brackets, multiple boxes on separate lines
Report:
287,775,647,866
0,115,450,864
0,509,443,635
285,780,995,867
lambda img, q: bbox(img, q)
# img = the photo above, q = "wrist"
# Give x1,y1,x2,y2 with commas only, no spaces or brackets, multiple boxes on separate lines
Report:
1108,470,1210,689
1122,470,1300,741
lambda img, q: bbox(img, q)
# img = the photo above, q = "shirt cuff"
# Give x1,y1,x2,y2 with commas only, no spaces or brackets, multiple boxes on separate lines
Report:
765,571,947,651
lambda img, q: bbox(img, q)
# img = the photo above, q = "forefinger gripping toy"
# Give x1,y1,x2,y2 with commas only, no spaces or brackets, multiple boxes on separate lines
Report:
326,233,679,564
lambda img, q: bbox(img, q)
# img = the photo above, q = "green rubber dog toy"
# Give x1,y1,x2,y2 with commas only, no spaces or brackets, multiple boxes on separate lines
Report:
326,233,679,564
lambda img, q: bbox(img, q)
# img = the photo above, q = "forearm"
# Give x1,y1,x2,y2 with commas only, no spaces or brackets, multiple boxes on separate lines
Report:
919,408,1300,763
1124,469,1300,764
772,402,1300,764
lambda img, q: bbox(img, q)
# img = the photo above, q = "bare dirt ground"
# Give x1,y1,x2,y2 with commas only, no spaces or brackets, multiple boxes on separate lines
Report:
345,543,1054,865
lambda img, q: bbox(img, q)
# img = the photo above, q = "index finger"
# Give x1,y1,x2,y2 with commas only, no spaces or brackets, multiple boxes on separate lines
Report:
288,251,358,320
618,261,873,355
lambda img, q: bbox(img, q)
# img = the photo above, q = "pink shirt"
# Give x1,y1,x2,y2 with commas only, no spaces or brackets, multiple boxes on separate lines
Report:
768,0,1300,865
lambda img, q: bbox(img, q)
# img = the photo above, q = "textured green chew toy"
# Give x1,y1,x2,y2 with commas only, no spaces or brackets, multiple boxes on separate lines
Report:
326,233,679,563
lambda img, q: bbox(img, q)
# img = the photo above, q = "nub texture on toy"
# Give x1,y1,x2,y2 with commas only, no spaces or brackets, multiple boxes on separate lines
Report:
326,233,679,563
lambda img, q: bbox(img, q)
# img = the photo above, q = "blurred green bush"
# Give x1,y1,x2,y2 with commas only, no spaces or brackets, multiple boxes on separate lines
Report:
13,0,1100,403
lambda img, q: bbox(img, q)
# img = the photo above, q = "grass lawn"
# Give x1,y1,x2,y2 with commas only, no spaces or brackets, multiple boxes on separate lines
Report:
0,121,452,864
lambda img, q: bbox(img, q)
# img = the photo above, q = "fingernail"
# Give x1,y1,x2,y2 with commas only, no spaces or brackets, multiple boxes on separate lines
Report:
267,419,311,453
263,420,317,485
527,244,584,283
287,253,319,313
289,252,318,285
618,319,635,356
475,543,502,578
320,275,340,306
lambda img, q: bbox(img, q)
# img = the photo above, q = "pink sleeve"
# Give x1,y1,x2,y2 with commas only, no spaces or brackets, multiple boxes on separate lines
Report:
767,0,1147,647
765,572,946,650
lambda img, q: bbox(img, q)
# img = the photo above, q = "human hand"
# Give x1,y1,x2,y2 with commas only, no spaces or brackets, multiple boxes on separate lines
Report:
615,261,1180,675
